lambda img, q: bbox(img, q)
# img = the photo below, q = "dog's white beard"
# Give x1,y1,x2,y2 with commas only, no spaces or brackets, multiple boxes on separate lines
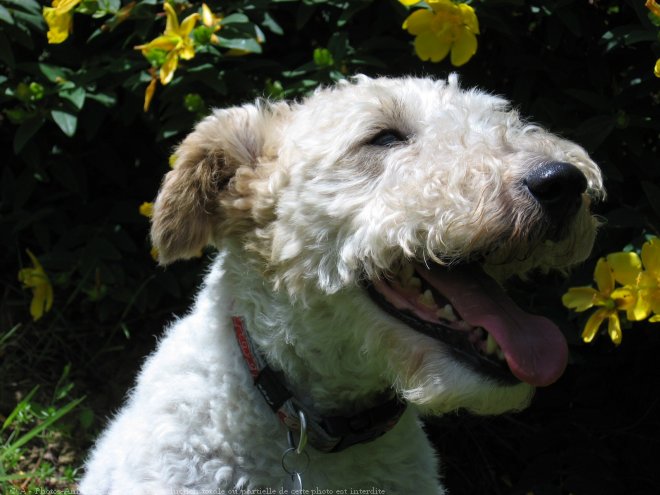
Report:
386,331,535,416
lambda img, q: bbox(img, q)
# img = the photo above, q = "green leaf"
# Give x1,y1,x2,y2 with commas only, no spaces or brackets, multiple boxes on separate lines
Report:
0,473,32,482
0,5,15,25
262,12,283,35
60,87,86,110
12,10,45,31
86,91,117,107
221,13,250,24
13,116,45,154
313,48,334,67
78,406,95,430
0,397,84,460
216,36,262,53
39,63,71,83
0,31,15,67
1,0,41,13
97,0,122,12
2,385,39,432
51,110,78,137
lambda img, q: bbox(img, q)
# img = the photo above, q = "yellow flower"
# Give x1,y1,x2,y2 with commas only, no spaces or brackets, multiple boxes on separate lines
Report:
646,0,660,17
605,251,649,321
143,72,158,112
135,2,199,85
562,258,637,345
42,0,81,44
18,250,54,321
401,0,479,66
654,58,660,78
637,238,660,321
139,201,154,218
202,3,222,44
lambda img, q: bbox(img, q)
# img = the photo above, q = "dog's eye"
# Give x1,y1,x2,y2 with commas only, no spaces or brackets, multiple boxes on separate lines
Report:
368,129,407,147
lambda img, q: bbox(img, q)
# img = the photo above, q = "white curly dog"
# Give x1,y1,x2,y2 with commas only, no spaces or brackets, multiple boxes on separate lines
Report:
81,75,604,495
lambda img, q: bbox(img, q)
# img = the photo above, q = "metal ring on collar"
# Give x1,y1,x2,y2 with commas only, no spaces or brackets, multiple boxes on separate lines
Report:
286,409,308,454
281,447,310,476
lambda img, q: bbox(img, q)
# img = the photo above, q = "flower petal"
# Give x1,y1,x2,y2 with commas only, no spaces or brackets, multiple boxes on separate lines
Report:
43,7,73,44
135,35,179,53
164,1,180,35
139,201,154,217
607,312,622,345
202,3,214,26
399,0,422,6
180,13,200,36
403,9,434,35
450,28,477,66
458,3,480,34
26,249,44,272
52,0,80,14
593,257,614,295
427,0,455,13
19,249,53,321
179,42,196,60
562,287,600,311
143,78,157,113
655,58,660,78
647,0,660,18
606,251,642,286
18,268,40,287
644,287,660,316
641,237,660,279
414,31,450,62
160,52,178,85
582,308,608,343
30,285,47,321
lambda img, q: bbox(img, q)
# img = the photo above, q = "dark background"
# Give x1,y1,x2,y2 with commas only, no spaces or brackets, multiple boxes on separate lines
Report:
1,0,659,493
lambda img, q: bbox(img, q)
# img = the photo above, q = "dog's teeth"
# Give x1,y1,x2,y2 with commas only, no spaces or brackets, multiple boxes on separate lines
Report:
397,264,422,291
418,289,437,308
457,320,473,331
400,264,415,281
485,333,498,355
436,304,457,322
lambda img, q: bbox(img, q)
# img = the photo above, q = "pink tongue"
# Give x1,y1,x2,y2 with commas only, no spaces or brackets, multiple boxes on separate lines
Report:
416,263,568,387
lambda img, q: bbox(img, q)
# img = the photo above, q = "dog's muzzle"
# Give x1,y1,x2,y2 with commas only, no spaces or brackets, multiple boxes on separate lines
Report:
367,262,569,387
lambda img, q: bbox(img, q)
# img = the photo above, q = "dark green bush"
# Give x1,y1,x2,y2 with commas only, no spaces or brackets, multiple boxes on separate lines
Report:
1,0,659,492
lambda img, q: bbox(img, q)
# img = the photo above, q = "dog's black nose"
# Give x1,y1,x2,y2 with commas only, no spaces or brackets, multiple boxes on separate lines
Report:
524,161,587,223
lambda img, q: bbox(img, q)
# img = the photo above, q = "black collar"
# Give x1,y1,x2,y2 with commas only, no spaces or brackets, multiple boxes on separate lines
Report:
231,316,407,453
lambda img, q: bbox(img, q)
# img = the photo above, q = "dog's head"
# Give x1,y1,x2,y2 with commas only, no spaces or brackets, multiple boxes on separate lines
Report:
151,75,604,415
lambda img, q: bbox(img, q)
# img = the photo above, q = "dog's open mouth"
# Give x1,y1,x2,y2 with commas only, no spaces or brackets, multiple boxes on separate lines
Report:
367,263,568,387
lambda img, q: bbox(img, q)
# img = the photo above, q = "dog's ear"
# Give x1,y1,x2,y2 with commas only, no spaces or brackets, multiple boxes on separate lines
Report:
151,102,284,264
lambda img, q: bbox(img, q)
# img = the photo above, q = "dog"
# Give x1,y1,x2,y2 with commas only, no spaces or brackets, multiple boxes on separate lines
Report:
80,75,604,494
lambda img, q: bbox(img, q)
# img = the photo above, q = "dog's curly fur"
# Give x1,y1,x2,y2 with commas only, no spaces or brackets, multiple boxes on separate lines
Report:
80,75,604,494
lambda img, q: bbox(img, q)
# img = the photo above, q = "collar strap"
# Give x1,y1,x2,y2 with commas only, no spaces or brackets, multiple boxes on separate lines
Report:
231,316,407,453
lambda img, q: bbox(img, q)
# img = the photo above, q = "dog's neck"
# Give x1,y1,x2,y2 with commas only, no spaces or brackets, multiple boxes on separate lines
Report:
231,313,407,452
218,242,408,452
220,242,395,410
